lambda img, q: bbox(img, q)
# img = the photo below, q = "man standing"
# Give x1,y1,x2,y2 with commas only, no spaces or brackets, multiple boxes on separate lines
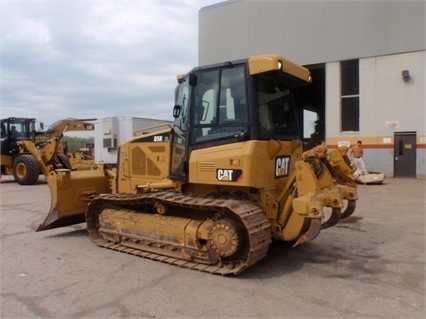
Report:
350,140,366,171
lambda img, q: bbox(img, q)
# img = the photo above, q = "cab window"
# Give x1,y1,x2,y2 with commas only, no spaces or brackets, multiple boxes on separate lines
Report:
191,65,248,144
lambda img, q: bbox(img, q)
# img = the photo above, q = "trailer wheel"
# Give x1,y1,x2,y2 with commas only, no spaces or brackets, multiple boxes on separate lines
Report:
13,155,40,185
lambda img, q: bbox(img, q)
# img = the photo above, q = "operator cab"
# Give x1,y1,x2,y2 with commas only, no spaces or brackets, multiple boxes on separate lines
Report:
171,54,312,180
0,117,37,156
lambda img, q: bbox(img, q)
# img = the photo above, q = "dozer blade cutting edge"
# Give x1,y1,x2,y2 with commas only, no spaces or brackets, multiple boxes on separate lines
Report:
37,169,111,231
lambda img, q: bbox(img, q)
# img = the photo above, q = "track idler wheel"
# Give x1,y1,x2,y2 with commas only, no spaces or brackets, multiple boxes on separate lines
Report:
154,200,168,215
208,219,242,258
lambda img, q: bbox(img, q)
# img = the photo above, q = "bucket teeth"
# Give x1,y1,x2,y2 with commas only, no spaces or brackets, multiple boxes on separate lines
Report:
293,218,322,247
321,199,356,230
320,199,356,230
341,199,356,219
321,208,342,229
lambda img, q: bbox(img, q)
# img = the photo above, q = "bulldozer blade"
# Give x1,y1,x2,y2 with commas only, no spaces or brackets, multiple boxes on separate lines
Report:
293,219,322,247
340,199,356,219
321,207,342,230
36,169,111,231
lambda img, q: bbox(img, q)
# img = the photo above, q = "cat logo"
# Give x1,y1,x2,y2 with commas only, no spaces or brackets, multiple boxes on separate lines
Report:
216,169,243,182
275,156,290,178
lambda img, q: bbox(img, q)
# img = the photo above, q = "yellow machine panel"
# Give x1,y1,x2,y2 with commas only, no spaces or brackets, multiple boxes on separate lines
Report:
189,140,303,189
117,128,172,193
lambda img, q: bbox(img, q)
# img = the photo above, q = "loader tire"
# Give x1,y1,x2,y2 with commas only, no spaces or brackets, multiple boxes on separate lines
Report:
56,153,71,169
13,155,40,185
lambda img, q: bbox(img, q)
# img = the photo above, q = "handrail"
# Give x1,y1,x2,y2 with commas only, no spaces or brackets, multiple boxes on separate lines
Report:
133,123,173,136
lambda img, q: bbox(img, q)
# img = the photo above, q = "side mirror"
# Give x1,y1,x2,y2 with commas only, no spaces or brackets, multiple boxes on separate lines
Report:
40,122,44,131
173,105,181,118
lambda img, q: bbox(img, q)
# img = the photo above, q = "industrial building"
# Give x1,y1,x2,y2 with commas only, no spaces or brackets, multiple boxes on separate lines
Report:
198,0,425,178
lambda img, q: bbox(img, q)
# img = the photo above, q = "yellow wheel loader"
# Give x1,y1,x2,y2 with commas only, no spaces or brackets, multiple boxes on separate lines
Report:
0,117,95,185
37,54,358,275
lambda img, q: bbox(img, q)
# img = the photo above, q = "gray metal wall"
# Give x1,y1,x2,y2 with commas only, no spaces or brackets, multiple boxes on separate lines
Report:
199,0,425,66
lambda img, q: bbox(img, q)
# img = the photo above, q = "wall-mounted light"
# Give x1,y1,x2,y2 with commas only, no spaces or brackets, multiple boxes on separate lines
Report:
402,70,411,81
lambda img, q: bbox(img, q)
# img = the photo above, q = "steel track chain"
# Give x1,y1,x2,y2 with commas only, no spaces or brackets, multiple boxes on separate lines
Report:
86,191,272,275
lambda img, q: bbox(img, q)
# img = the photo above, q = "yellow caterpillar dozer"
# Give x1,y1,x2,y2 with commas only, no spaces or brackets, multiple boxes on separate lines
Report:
37,54,358,275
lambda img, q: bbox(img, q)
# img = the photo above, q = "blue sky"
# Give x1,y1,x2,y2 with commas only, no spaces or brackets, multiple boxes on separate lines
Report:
1,0,220,126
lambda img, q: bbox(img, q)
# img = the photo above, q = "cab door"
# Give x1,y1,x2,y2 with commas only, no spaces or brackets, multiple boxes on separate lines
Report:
170,76,191,180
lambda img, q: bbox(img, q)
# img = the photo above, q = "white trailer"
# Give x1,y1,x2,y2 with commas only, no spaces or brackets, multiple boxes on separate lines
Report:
94,116,172,164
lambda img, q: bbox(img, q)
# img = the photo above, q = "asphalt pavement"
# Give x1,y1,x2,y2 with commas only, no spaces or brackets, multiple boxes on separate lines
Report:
1,175,425,319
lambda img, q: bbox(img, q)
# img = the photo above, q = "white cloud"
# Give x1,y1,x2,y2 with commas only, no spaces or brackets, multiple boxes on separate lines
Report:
5,18,52,45
1,0,221,126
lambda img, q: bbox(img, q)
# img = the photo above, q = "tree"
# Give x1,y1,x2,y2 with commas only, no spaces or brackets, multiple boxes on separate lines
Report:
62,136,94,153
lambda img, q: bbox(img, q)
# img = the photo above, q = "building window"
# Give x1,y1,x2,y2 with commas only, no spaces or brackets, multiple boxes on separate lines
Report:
341,60,359,131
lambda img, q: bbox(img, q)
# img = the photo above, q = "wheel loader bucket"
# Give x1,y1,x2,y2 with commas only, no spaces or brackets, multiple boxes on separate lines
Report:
36,168,111,231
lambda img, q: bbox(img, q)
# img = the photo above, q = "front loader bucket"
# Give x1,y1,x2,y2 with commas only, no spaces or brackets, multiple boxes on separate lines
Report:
37,168,111,231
